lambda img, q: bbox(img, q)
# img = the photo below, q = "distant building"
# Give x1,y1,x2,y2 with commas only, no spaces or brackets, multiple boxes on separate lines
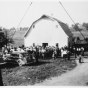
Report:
12,29,27,47
19,27,29,31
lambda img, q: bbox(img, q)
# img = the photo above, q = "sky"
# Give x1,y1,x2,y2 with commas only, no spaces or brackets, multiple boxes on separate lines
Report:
0,0,88,29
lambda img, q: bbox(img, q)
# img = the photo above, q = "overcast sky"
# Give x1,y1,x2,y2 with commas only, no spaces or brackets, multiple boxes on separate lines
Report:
0,0,88,29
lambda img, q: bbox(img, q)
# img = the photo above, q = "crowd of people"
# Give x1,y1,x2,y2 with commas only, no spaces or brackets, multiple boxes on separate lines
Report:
0,44,71,60
0,44,85,63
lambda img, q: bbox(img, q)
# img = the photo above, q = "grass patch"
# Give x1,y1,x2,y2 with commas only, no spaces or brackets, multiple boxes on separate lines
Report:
2,58,77,86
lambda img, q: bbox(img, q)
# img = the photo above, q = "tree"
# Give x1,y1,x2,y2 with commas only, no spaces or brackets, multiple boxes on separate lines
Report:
1,28,14,47
85,37,88,42
72,23,83,31
82,22,88,30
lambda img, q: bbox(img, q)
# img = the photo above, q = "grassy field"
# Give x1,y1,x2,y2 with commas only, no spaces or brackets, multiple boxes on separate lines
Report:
1,58,77,86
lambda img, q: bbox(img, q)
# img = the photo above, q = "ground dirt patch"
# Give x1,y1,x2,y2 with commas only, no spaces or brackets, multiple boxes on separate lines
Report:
2,58,77,86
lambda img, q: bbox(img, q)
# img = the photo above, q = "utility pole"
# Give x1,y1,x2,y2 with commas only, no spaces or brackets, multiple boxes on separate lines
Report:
59,1,86,42
6,31,7,49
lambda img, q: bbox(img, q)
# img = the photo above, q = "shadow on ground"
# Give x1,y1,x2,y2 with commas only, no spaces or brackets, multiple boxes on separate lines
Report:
0,60,51,69
24,60,51,66
0,63,18,69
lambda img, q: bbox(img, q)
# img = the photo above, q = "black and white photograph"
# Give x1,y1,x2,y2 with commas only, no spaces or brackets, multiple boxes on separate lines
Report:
0,0,88,86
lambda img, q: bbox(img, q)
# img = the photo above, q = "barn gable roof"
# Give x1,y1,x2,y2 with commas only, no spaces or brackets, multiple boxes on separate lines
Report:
54,18,73,37
24,14,73,37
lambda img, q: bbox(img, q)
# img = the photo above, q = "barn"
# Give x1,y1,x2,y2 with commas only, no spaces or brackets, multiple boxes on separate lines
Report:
23,15,73,48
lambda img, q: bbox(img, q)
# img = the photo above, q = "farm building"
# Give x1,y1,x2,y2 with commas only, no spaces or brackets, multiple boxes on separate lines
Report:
13,15,73,48
24,15,73,48
12,27,29,47
69,24,88,51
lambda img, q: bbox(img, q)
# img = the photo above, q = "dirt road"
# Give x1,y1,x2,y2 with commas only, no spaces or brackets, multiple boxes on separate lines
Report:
34,58,88,86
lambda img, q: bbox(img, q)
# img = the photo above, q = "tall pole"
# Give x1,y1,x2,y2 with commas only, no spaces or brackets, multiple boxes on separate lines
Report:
74,43,76,58
6,31,7,49
59,1,86,41
0,69,3,86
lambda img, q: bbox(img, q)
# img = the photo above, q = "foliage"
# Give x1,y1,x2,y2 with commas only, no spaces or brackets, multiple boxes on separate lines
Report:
82,22,88,30
72,23,82,31
1,28,14,46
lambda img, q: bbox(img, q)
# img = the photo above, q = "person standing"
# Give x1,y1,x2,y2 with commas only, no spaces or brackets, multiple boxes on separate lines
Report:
35,47,39,63
67,50,71,60
79,48,84,63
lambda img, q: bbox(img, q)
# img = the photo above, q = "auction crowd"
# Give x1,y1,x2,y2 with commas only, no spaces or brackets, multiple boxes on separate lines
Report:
1,44,85,62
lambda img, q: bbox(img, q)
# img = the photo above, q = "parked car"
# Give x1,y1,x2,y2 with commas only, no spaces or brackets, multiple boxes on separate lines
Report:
4,51,35,66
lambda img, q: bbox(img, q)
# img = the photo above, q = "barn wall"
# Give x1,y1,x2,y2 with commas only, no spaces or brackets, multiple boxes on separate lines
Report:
24,19,68,48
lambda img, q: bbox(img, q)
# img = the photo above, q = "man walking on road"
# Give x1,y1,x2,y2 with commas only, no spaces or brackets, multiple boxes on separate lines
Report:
79,47,84,63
